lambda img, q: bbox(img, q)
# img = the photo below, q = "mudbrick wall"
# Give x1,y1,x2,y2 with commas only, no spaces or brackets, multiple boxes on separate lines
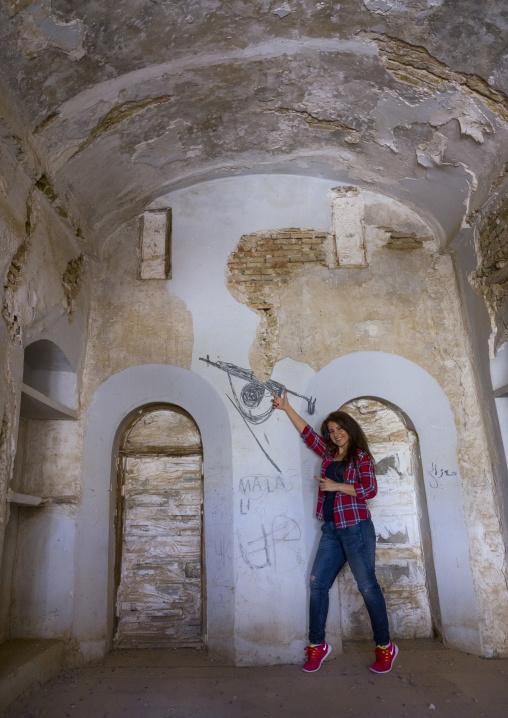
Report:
227,229,332,380
471,196,508,355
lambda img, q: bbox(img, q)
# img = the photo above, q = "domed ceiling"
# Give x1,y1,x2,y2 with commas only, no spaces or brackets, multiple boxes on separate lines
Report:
0,0,507,249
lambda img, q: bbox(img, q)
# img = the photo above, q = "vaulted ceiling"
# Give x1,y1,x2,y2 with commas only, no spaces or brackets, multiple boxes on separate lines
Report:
1,0,507,250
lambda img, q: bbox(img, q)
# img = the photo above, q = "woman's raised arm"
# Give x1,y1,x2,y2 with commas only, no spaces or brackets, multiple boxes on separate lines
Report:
271,391,308,434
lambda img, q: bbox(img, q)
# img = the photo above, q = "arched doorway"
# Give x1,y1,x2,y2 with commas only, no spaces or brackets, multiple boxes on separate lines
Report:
74,364,234,663
114,404,204,648
338,398,437,640
301,352,481,654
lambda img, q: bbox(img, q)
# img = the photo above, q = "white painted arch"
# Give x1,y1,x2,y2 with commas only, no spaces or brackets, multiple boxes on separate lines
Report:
73,364,234,662
301,351,481,654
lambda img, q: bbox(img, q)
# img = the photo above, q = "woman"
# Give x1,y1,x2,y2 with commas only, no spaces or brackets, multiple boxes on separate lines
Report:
271,391,397,674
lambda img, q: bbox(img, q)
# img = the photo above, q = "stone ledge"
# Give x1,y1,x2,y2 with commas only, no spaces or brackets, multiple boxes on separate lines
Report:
0,638,65,713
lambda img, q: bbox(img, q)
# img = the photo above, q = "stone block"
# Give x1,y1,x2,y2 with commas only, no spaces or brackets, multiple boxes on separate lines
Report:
139,209,171,280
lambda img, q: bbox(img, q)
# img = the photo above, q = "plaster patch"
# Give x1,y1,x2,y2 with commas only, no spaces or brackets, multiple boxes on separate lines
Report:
132,122,188,168
41,39,378,123
331,187,367,267
355,320,392,338
18,3,86,61
429,96,494,144
272,4,291,18
416,132,448,168
364,0,395,13
82,226,193,400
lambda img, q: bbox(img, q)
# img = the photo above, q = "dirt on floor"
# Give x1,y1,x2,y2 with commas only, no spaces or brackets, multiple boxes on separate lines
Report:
3,639,507,718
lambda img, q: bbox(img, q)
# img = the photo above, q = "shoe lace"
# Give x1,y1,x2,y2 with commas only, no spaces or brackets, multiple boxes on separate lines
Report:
305,645,320,659
375,644,390,660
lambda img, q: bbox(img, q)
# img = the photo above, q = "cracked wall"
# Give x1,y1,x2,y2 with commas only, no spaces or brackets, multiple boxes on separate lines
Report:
1,1,507,243
227,228,333,380
80,220,194,409
470,195,508,356
0,125,91,645
145,175,508,660
0,0,508,667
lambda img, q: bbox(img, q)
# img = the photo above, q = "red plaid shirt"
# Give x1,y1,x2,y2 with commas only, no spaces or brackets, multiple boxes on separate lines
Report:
302,424,377,529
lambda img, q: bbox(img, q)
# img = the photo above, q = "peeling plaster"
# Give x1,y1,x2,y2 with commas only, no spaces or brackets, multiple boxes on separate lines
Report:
416,131,447,168
364,32,508,123
35,38,377,123
18,2,86,61
272,3,291,18
70,95,173,159
1,2,508,665
272,107,358,132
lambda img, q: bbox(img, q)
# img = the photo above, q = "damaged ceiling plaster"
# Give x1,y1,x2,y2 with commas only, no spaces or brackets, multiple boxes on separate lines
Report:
0,0,507,251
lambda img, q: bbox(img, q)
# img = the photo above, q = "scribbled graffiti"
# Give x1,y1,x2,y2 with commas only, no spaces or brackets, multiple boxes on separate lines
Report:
238,515,302,572
238,473,289,496
427,463,457,488
238,474,292,514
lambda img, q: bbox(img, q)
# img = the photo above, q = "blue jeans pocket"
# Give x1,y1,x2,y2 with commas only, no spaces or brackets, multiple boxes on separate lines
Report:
344,522,361,535
321,521,335,535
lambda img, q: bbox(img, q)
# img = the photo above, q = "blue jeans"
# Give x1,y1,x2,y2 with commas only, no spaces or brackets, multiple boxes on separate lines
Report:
309,518,390,646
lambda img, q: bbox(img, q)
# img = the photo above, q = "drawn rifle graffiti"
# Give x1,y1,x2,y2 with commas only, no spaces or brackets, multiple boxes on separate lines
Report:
200,355,316,472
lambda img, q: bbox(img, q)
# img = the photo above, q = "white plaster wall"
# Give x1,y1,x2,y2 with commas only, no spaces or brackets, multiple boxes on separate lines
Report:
74,173,506,663
144,174,488,662
151,176,346,664
491,348,508,462
10,504,75,638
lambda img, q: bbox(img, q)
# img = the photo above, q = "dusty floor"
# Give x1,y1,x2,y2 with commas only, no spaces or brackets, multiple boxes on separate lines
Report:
3,640,507,718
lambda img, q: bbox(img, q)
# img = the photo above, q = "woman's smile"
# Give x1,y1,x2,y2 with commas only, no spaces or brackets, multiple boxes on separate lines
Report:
327,422,350,448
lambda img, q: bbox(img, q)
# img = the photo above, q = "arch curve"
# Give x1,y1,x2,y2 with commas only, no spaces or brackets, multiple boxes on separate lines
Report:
73,364,234,662
302,351,481,654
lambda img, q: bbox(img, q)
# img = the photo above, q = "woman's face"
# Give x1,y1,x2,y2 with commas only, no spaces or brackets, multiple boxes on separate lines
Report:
327,422,350,451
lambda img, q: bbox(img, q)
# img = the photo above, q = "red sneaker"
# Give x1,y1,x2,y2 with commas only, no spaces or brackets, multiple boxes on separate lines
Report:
369,641,398,673
301,642,332,672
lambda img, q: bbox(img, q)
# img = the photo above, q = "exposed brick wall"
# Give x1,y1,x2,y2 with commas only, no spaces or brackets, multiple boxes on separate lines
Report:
227,228,329,304
471,195,508,353
227,228,330,379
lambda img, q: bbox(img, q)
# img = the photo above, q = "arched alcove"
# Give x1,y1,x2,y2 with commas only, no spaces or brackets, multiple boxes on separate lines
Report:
73,364,234,663
114,404,205,648
0,339,78,646
300,351,481,655
337,397,439,642
21,339,77,418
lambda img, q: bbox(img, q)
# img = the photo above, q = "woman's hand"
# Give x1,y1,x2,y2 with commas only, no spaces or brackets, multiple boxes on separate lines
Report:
271,391,290,411
315,476,340,492
270,391,308,433
315,475,357,496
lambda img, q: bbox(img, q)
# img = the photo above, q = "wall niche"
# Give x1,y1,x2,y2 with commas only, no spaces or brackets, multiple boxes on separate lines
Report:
0,340,78,645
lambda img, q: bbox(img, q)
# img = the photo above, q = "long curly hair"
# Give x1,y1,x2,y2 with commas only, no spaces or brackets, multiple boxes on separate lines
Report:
320,410,373,464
